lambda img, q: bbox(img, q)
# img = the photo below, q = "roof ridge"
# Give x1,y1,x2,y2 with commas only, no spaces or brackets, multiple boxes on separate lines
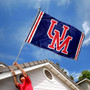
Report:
0,59,50,73
77,78,90,84
0,59,81,89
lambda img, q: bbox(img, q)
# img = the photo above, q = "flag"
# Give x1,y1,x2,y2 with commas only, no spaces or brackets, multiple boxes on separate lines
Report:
25,11,84,60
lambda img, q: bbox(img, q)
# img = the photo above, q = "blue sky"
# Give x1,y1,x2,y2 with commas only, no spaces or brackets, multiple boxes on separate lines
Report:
0,0,90,81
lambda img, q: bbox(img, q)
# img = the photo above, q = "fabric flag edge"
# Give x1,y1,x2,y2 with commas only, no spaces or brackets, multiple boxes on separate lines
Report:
25,11,44,43
74,33,85,60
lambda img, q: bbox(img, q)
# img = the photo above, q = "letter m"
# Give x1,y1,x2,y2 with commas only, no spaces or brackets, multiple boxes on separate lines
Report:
47,19,73,54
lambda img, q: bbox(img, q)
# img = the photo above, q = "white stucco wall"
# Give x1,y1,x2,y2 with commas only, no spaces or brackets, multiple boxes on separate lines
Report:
0,67,72,90
30,67,71,90
79,81,90,90
0,76,16,90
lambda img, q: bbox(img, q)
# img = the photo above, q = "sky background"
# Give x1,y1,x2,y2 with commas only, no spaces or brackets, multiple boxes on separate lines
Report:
0,0,90,81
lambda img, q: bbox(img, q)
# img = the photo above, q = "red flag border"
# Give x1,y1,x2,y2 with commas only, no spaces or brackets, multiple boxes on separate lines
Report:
74,33,84,60
26,11,44,43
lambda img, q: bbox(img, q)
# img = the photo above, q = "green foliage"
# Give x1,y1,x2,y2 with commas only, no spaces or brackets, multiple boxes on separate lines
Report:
70,75,74,81
78,70,90,81
56,63,60,67
61,68,64,72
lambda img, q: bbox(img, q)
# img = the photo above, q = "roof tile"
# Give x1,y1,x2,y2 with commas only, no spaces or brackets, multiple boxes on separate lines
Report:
8,65,17,70
29,62,34,66
40,60,45,63
38,60,43,64
33,61,38,65
23,63,30,67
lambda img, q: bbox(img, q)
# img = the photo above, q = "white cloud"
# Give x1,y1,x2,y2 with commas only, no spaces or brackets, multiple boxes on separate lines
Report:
20,0,51,9
54,0,70,6
0,0,49,10
35,49,61,60
12,20,34,46
24,45,62,61
0,52,24,63
61,68,81,81
0,53,16,61
76,0,90,20
71,72,81,81
82,21,90,46
82,21,90,36
83,37,90,46
0,0,46,11
13,25,30,43
0,0,70,10
63,68,70,76
74,0,90,46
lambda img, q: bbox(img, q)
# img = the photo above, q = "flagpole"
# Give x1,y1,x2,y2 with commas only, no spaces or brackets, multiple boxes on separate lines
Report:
15,8,41,62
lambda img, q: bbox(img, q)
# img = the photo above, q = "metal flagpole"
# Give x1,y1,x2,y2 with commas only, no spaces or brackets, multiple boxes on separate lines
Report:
15,8,41,62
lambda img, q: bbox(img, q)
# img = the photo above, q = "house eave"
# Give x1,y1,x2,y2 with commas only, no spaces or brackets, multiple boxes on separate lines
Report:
48,64,80,90
0,62,80,90
0,62,49,80
77,78,90,85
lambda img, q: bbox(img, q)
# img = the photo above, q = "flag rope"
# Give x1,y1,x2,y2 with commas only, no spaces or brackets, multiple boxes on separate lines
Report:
14,8,41,63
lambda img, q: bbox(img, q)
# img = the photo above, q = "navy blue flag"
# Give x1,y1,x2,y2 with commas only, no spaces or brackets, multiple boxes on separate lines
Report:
25,11,84,60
